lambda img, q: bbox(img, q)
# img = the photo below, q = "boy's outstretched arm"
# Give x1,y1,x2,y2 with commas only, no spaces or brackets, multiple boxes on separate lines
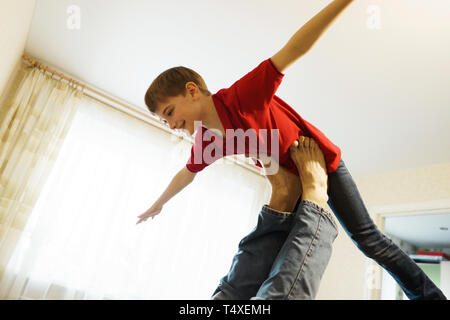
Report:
136,167,196,224
271,0,354,73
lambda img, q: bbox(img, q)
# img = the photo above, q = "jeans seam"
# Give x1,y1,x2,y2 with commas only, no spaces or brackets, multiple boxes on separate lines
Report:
262,204,294,218
286,215,322,300
302,200,338,230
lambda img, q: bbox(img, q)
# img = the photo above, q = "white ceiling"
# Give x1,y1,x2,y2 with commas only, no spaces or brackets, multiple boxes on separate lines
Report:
385,213,450,248
24,0,450,178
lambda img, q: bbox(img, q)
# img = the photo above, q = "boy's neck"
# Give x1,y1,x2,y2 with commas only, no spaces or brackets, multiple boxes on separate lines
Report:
199,95,225,136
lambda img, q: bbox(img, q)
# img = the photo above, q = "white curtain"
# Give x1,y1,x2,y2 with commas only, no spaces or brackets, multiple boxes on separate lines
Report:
0,94,271,299
0,64,82,282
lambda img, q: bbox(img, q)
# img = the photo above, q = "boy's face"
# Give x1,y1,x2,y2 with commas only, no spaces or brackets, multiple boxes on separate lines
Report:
154,82,202,136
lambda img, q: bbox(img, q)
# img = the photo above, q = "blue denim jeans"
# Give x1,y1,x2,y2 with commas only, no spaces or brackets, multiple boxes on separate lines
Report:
212,159,447,300
327,160,446,300
211,199,338,300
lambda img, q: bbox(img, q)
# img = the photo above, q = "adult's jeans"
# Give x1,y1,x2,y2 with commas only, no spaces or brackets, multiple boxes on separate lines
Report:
211,199,338,300
212,159,446,300
327,159,446,300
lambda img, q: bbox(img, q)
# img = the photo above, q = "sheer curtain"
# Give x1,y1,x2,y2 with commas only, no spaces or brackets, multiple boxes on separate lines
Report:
0,93,271,299
0,64,82,282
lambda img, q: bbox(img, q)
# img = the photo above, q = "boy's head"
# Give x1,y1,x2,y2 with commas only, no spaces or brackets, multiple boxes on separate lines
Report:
145,66,211,136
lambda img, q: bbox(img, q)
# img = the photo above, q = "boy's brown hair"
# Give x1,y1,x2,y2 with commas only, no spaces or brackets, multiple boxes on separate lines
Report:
145,66,211,114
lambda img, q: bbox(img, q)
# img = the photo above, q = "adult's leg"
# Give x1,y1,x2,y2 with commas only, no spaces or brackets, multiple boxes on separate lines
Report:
211,202,299,300
211,163,304,300
327,160,446,300
252,136,338,299
265,162,302,213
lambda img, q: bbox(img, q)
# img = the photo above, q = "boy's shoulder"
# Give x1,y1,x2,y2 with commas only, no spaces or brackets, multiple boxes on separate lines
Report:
213,58,285,113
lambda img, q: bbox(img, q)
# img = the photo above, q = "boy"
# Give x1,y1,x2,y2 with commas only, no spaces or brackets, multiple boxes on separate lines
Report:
140,0,446,300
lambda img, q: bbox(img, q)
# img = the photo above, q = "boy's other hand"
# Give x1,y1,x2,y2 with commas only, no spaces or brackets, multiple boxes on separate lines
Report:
136,203,163,224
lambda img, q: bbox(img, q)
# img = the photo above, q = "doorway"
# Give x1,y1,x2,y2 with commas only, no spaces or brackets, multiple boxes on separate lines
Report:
370,200,450,299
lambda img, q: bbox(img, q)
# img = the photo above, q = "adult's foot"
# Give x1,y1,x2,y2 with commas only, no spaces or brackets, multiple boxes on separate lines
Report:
289,136,329,209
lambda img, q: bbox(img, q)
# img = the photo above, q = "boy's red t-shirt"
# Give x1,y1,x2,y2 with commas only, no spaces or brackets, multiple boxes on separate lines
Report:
186,58,341,175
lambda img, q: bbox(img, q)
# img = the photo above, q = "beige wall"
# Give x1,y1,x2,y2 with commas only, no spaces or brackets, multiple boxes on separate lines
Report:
355,162,450,207
0,0,36,99
316,162,450,299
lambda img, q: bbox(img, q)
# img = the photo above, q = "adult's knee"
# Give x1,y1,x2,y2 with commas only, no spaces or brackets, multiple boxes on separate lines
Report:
353,229,395,261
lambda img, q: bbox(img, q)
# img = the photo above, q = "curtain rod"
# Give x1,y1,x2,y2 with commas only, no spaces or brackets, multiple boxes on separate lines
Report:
22,54,172,134
21,54,264,176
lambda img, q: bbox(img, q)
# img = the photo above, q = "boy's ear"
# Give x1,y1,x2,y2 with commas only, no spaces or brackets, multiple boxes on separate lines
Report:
185,82,199,97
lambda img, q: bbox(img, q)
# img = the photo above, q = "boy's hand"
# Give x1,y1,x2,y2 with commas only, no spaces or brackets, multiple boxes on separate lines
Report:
136,203,163,224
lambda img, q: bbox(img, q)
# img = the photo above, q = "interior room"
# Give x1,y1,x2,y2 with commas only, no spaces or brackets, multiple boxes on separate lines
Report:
0,0,449,300
381,213,450,300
